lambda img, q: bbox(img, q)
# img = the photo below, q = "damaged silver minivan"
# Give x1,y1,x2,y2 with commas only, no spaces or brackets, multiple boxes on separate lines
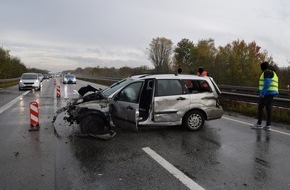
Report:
53,74,223,138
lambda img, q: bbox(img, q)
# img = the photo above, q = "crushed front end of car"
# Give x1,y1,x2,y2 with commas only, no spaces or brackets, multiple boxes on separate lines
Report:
52,85,116,139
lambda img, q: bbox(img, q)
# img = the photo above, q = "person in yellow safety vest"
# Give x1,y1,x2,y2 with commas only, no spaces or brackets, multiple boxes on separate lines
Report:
251,61,279,131
197,67,208,76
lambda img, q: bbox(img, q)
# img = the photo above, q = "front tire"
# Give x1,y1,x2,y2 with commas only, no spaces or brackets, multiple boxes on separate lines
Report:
183,110,205,131
79,114,105,134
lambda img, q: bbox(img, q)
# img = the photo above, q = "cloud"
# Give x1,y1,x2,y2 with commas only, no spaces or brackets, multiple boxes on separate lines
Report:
1,0,290,72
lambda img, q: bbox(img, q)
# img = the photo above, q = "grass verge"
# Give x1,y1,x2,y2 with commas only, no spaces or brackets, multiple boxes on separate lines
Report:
0,81,18,88
220,99,290,126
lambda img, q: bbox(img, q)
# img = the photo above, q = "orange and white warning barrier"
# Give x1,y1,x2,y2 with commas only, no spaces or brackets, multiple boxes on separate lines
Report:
29,101,39,131
56,85,61,97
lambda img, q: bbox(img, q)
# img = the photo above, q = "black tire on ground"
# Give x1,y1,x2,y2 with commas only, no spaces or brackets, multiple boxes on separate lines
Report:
183,110,205,131
79,114,105,134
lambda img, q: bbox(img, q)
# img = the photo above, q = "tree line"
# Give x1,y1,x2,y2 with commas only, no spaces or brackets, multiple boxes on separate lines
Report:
147,37,290,89
0,47,48,79
1,37,290,89
74,37,290,89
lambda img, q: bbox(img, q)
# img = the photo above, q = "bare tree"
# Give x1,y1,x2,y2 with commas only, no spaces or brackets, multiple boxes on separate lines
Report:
147,37,173,73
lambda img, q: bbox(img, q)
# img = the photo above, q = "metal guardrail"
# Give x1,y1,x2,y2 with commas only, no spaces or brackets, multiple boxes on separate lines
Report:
220,92,290,108
219,85,290,108
77,76,120,83
0,78,19,87
0,78,19,83
219,85,290,99
76,76,120,87
2,76,289,108
75,76,290,107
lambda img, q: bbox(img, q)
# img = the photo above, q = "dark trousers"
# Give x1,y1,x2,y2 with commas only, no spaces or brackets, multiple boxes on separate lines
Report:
257,95,274,126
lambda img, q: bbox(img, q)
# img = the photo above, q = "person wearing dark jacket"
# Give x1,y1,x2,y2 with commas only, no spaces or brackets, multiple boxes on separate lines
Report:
251,61,279,130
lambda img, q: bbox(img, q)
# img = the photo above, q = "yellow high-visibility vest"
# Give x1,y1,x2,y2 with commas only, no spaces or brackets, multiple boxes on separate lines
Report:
259,71,279,91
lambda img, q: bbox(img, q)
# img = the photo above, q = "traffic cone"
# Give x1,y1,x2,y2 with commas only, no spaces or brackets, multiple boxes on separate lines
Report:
29,101,39,131
56,85,61,97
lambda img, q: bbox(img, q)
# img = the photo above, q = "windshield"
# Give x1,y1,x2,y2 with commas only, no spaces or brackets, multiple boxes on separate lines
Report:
21,74,38,79
64,75,75,79
102,78,134,98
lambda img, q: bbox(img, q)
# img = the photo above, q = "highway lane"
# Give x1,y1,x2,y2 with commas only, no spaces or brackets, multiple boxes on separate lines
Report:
0,78,56,189
0,77,105,190
0,78,290,190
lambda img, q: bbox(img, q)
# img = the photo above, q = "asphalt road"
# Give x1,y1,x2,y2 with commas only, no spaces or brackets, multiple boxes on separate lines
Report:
0,78,290,190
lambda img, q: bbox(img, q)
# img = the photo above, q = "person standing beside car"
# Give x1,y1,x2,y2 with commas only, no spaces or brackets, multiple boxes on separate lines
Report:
251,61,279,130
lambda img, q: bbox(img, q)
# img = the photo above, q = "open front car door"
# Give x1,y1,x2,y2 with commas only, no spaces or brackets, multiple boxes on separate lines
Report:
110,81,144,131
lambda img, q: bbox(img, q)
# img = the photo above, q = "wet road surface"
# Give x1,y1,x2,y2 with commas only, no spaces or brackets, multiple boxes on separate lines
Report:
0,78,290,190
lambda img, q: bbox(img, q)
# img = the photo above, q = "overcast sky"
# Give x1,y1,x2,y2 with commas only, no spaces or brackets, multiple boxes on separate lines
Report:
1,0,290,72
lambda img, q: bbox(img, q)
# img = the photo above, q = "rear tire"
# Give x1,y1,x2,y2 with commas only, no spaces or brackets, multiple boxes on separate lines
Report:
183,110,205,131
79,114,105,134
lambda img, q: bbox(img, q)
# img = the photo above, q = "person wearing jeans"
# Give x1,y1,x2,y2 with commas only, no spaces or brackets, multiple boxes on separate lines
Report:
251,62,279,130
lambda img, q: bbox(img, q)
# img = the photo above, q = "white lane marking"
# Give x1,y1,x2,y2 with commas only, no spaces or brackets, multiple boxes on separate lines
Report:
222,116,290,136
0,91,30,114
142,147,205,190
73,90,79,95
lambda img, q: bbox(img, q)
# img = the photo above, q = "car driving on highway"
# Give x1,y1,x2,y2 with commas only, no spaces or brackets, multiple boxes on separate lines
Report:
63,74,77,84
18,73,42,91
54,74,223,138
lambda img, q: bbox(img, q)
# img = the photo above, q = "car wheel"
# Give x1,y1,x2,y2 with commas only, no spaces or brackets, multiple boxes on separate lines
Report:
79,114,105,134
183,110,205,131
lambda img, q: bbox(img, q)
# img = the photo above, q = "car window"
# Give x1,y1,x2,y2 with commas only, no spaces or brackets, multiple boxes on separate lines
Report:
182,79,211,93
117,82,143,103
156,79,183,96
65,75,75,79
21,74,37,79
102,78,134,98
